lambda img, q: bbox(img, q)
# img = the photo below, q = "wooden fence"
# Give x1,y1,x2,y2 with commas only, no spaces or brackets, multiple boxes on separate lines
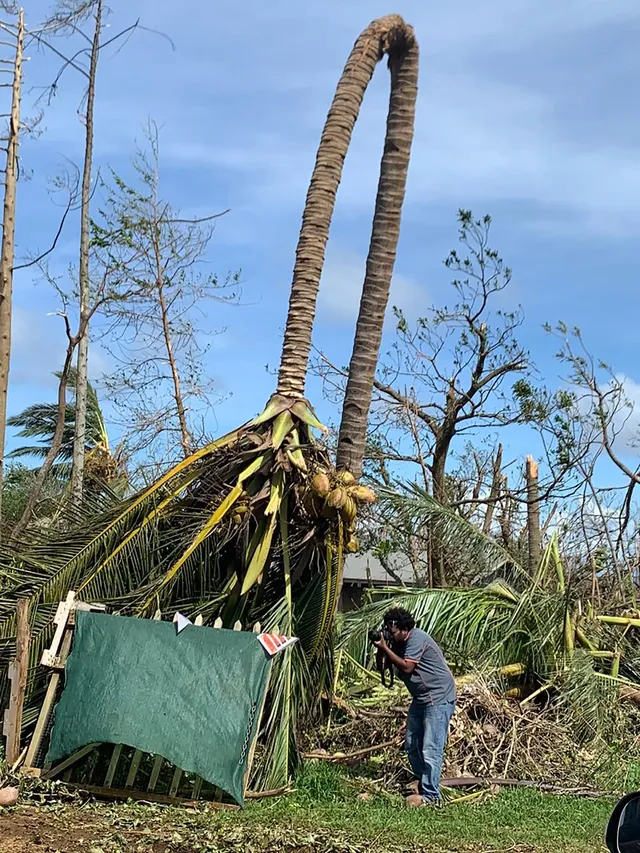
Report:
6,592,269,808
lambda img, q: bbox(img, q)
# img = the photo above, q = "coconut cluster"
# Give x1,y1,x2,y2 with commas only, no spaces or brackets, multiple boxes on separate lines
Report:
304,469,376,553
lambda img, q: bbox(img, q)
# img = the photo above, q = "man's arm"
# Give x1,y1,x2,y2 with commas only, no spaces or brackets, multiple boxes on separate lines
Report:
374,638,417,675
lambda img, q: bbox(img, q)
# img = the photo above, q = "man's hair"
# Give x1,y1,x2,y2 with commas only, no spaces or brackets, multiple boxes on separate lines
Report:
383,607,415,631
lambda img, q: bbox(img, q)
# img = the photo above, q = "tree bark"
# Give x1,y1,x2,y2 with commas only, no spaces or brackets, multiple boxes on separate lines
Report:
149,155,192,458
482,443,503,535
0,10,23,527
4,598,29,765
526,454,541,574
71,0,102,502
277,16,410,399
335,24,419,479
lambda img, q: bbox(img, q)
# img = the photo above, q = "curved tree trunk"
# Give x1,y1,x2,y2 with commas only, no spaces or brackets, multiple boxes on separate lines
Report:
335,28,419,479
277,15,414,399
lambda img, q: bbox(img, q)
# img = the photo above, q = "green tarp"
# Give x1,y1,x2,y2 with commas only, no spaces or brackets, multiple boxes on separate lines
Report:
46,611,271,805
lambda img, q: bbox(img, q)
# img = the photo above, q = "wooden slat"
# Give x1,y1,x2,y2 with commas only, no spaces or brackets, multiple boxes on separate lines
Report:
65,782,239,810
125,749,143,788
42,743,99,780
25,628,73,769
41,591,75,668
104,744,123,787
4,599,30,764
169,766,182,797
252,622,261,633
213,618,223,629
233,620,242,631
194,615,204,626
147,755,164,792
191,776,204,799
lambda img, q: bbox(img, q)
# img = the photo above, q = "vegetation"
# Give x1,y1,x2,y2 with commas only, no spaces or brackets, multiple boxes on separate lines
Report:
0,9,639,846
0,763,619,852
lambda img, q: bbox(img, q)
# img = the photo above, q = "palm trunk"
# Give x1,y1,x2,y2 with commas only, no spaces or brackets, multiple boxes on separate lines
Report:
277,15,413,399
0,10,23,527
71,0,102,502
335,28,419,478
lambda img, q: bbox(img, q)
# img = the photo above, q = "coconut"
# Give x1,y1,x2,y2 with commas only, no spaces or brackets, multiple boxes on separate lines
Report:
351,485,376,505
311,472,331,497
325,487,347,510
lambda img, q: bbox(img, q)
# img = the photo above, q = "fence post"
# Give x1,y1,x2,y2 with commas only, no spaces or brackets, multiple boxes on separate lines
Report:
4,599,30,765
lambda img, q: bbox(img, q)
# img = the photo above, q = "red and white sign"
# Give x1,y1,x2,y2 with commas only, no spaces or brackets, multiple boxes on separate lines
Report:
257,633,298,657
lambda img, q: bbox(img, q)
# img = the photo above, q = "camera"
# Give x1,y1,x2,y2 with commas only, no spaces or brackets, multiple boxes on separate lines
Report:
368,625,393,645
369,624,395,688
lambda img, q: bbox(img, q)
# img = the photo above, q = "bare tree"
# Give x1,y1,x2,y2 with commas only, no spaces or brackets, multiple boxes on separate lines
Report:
0,6,23,527
30,0,147,501
94,124,239,471
70,0,102,502
318,211,534,583
321,212,532,505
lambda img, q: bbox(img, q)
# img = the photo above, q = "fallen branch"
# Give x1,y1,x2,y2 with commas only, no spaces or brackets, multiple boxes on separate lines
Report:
305,738,401,763
245,786,293,799
442,776,613,798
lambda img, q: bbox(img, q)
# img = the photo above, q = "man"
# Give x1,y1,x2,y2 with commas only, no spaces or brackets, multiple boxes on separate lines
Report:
373,606,455,807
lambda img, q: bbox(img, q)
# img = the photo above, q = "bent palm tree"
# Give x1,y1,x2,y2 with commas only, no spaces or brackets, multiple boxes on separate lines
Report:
0,15,419,787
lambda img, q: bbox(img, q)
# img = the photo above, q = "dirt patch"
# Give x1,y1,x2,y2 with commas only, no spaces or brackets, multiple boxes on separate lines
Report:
0,806,130,852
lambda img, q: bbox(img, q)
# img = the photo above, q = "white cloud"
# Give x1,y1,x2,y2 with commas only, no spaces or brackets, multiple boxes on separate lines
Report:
612,375,640,449
317,249,426,325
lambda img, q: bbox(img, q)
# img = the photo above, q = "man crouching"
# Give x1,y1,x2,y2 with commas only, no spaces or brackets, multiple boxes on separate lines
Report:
373,606,456,807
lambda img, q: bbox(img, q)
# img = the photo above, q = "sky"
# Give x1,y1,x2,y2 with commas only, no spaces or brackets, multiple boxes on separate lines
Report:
5,0,640,474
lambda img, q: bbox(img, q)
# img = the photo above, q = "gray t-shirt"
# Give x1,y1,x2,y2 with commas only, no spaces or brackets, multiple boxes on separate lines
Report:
396,628,456,705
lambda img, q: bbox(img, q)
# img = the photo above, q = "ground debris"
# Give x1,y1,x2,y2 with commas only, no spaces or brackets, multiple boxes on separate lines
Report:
308,677,640,794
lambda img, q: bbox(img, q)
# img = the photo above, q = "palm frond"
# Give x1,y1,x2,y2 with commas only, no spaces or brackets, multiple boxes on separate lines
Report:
380,484,527,581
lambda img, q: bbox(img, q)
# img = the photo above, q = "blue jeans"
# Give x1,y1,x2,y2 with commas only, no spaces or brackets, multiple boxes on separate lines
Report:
405,699,455,802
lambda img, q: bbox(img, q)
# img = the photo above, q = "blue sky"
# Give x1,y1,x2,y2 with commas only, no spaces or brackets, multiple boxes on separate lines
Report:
6,0,640,472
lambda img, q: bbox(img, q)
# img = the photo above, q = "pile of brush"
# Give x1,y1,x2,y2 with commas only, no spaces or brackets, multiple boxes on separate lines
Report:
303,676,640,795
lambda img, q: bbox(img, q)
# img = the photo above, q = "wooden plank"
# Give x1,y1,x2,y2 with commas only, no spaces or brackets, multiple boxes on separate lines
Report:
191,776,204,799
252,622,261,633
25,628,73,769
125,749,144,788
41,591,75,668
64,782,239,810
42,743,99,780
233,620,242,631
213,618,223,629
104,744,123,787
147,755,164,792
194,615,204,626
169,766,183,797
243,661,272,795
4,599,30,764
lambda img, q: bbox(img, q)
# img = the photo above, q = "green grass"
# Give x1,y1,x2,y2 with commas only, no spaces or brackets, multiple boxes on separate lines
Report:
92,762,616,852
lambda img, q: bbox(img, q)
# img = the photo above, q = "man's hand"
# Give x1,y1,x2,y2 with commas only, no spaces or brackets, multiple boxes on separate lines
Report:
373,636,388,651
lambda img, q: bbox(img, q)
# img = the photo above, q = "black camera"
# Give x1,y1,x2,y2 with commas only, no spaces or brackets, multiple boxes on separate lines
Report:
369,624,395,688
368,625,393,645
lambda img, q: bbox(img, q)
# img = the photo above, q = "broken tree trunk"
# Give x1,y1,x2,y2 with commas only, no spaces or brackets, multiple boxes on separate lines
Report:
0,9,24,527
3,599,30,765
526,455,541,574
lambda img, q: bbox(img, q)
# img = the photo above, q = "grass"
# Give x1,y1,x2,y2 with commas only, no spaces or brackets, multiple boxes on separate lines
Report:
229,762,615,851
1,762,616,852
